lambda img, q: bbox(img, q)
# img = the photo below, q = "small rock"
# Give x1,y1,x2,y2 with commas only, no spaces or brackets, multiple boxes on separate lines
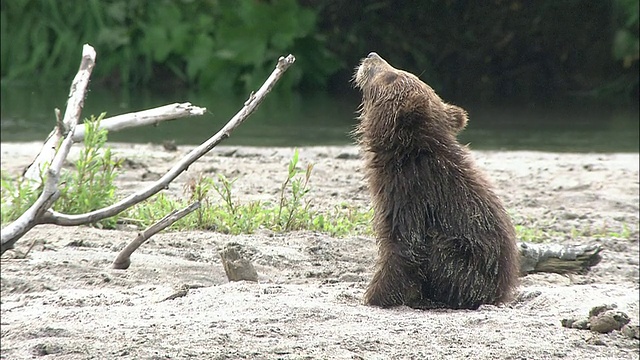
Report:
572,319,590,330
589,310,630,333
561,318,577,328
263,286,284,294
559,212,580,220
515,289,542,303
335,152,359,160
588,304,616,318
162,140,177,151
32,342,64,356
219,242,258,282
621,324,640,339
183,251,201,261
218,149,238,157
561,318,590,330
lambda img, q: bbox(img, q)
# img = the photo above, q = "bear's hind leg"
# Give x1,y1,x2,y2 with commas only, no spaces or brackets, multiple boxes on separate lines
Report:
423,236,502,309
364,253,418,307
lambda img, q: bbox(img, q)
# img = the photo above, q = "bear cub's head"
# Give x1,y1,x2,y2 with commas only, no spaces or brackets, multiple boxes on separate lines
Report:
354,52,468,135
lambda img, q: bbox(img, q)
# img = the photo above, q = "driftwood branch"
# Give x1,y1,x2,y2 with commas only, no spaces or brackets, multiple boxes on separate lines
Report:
38,54,296,227
519,242,602,275
0,53,296,255
23,44,101,183
1,44,96,253
72,102,206,142
23,108,67,182
23,102,207,184
112,201,201,270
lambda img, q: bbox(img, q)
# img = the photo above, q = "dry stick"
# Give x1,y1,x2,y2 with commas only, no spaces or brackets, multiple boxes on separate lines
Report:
23,102,207,184
39,54,296,227
71,102,207,142
22,111,66,182
1,54,295,255
112,201,201,270
1,44,97,253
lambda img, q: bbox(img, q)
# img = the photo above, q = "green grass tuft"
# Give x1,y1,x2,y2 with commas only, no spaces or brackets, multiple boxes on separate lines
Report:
123,148,373,237
1,114,122,228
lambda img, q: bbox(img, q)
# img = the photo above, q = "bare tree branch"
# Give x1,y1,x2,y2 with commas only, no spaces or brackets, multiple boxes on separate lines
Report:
0,53,296,255
72,102,207,142
112,201,201,270
1,44,97,253
39,54,296,227
23,103,207,185
22,112,66,182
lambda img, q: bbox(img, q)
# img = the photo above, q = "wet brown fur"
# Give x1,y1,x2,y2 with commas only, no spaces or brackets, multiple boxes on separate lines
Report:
354,53,520,309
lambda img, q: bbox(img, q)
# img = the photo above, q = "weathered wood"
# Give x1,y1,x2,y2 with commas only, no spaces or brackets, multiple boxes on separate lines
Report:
23,103,207,186
72,102,206,142
1,44,96,253
0,51,296,255
112,202,201,270
519,242,602,275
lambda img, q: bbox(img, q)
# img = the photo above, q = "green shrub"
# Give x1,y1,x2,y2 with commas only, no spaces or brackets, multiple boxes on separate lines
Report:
1,114,122,228
0,0,340,93
125,148,373,237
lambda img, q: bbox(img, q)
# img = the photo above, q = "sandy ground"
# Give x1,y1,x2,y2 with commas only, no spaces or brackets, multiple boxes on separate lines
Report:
1,142,639,360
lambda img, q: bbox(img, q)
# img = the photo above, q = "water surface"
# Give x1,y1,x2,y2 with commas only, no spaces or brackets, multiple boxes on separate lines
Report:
1,84,638,152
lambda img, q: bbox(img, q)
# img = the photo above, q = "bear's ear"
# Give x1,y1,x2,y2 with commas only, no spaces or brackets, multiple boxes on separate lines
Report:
445,104,468,133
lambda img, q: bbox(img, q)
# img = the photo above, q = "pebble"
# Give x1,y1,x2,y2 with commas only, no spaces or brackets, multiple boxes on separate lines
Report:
561,305,635,335
589,310,630,333
219,242,259,282
621,324,640,339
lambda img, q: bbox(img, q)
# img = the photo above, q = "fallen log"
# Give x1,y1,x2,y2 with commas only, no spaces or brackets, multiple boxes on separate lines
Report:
519,242,602,275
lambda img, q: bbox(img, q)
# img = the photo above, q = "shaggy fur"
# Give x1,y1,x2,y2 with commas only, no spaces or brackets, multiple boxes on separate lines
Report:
354,52,519,309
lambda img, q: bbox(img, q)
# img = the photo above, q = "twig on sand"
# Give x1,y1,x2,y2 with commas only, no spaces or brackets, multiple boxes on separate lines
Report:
112,202,201,270
158,284,191,302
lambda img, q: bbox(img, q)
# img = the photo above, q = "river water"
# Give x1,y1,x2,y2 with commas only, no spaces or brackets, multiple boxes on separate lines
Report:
1,84,638,152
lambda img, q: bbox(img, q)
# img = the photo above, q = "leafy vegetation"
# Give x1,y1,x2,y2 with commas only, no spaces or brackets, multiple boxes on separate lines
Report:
317,1,639,103
54,114,123,228
512,213,637,243
0,172,40,224
0,114,122,228
1,1,637,103
0,121,372,237
0,0,340,94
612,0,640,68
125,149,373,237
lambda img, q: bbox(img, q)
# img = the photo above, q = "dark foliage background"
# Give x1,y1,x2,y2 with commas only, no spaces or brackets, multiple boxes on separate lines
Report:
1,0,638,105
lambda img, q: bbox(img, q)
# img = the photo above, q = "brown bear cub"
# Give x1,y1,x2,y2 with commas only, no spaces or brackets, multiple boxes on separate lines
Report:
353,52,519,310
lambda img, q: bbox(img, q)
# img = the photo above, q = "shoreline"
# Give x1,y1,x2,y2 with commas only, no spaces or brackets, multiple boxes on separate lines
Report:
1,142,639,359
